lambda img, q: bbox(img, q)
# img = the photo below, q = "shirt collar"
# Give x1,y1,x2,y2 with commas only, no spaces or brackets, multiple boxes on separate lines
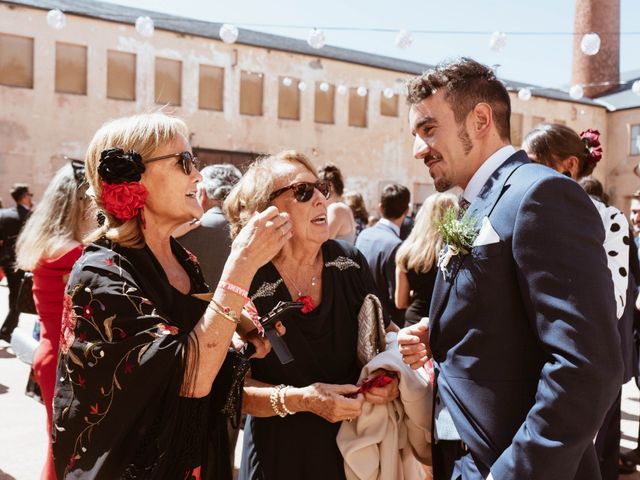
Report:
463,145,516,203
378,217,401,236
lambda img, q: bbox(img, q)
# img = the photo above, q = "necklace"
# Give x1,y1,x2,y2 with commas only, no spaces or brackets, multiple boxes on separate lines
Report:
276,259,321,313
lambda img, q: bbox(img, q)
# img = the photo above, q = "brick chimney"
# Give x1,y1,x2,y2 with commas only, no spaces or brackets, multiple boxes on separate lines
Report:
571,0,620,98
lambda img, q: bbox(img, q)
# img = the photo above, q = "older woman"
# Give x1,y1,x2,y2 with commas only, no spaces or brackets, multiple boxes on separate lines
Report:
225,150,399,480
52,113,289,479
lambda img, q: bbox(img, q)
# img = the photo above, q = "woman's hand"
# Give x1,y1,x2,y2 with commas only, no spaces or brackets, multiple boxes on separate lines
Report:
362,370,400,405
300,383,364,423
225,207,292,282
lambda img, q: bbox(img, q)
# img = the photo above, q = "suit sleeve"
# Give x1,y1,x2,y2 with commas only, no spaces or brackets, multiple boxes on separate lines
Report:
490,176,623,479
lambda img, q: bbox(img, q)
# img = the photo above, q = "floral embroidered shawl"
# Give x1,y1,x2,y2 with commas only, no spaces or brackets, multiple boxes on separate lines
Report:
52,237,241,479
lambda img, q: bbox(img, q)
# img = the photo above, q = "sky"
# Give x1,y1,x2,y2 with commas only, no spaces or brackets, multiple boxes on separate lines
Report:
101,0,640,90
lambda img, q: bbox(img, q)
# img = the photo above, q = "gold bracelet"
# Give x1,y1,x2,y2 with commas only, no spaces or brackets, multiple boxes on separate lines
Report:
207,299,240,324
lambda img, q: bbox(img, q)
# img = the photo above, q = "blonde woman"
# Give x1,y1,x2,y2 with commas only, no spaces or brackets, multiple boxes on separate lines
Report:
52,113,287,479
15,162,94,480
394,193,457,326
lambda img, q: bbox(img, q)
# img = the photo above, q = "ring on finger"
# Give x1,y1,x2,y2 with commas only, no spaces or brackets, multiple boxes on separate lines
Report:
347,417,353,422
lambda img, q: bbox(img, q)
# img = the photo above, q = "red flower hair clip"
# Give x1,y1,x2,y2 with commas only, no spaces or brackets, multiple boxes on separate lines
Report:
97,147,148,224
579,128,603,165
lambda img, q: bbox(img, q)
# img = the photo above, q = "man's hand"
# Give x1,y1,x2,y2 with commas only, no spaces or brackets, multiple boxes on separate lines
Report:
397,319,431,369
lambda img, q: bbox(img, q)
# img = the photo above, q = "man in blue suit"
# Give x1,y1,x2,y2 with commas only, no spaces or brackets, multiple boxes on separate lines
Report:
355,183,410,326
398,58,622,479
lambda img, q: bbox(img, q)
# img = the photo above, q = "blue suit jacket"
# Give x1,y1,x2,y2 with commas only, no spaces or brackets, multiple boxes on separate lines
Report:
430,151,622,479
355,221,404,325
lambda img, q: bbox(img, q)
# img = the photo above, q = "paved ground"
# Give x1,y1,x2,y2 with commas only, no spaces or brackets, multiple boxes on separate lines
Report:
0,278,639,479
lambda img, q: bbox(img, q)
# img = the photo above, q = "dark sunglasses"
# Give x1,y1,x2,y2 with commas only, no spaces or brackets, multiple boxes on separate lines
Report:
145,151,201,175
269,180,331,203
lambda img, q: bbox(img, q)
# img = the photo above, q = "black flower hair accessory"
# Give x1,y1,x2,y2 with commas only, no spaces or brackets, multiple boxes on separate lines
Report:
97,148,145,184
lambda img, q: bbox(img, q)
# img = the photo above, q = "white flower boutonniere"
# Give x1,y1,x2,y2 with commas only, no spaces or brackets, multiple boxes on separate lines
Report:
436,207,478,277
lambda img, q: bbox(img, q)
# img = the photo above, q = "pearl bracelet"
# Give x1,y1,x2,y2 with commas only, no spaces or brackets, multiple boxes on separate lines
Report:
270,384,287,418
279,385,295,415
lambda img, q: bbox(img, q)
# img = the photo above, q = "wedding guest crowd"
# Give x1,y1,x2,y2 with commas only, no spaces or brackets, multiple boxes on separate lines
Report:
11,55,640,480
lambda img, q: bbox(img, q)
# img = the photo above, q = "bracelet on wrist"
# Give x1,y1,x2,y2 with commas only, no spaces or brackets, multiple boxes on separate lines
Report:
270,384,287,418
279,385,295,415
207,299,240,324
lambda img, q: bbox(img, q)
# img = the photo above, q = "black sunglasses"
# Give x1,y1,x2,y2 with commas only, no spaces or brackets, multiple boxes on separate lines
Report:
145,151,201,175
269,180,331,203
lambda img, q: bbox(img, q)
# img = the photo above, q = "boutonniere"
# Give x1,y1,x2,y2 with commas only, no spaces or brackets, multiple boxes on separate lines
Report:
436,207,478,277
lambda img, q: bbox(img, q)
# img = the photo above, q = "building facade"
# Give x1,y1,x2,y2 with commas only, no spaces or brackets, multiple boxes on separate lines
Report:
1,0,639,212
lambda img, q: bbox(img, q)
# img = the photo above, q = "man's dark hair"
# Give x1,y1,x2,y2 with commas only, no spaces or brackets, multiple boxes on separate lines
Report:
578,176,608,205
10,183,30,203
317,164,345,197
380,184,410,220
406,57,511,141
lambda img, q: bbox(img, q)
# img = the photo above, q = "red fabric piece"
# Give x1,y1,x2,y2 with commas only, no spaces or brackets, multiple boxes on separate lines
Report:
32,245,83,480
297,295,315,314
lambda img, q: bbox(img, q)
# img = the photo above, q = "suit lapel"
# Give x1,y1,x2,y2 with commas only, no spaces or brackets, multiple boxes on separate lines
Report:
429,151,530,336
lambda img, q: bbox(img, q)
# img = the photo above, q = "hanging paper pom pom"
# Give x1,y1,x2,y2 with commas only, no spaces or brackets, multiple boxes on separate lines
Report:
135,16,154,38
282,77,292,87
298,81,307,92
319,82,330,92
219,24,239,44
383,87,395,99
46,9,66,30
307,29,326,49
337,85,348,95
569,84,584,100
518,87,532,101
489,31,507,52
356,86,367,97
632,80,640,96
395,29,413,49
580,33,601,56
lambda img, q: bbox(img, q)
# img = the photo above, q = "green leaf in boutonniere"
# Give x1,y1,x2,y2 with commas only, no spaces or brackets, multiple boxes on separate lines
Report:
435,207,479,275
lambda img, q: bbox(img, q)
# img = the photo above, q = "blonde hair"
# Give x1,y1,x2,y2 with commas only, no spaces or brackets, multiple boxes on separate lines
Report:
84,113,188,248
395,192,458,273
224,150,317,239
16,164,89,271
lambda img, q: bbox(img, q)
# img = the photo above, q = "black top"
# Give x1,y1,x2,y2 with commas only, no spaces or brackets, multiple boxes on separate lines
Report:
52,237,245,479
404,267,438,326
0,204,29,266
239,240,381,480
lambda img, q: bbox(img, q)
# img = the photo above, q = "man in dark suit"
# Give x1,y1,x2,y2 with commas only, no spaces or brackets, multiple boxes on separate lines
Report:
398,58,621,479
176,164,241,289
355,183,410,327
0,183,33,341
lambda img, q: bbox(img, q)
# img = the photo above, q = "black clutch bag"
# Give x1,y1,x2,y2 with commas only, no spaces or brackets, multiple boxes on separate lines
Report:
17,272,37,315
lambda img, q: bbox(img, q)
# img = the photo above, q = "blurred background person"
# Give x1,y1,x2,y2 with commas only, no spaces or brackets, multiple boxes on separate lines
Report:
0,183,34,342
356,183,410,327
342,190,369,241
523,123,631,480
15,162,95,480
318,164,357,244
394,193,457,327
177,163,242,288
630,190,640,250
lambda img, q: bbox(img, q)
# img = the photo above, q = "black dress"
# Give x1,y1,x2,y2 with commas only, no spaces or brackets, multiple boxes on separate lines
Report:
403,267,437,326
52,237,246,479
239,240,382,480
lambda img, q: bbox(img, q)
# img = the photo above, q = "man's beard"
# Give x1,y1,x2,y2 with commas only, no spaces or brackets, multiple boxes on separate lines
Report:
432,125,473,192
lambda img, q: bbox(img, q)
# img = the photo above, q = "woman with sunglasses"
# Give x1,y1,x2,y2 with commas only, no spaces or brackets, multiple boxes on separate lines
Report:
224,150,400,480
52,113,289,479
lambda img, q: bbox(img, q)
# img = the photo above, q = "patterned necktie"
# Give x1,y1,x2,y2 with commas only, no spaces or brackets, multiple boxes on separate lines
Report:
458,195,471,217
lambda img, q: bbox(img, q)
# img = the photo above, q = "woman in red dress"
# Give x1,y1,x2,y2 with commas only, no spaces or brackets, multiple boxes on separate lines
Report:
15,161,94,479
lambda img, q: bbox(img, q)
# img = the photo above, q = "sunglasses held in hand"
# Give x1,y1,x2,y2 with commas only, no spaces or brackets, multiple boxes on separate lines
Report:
269,180,331,203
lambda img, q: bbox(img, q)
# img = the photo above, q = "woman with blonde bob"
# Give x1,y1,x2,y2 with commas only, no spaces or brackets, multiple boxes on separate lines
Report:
52,113,289,479
15,162,94,480
395,193,457,326
225,150,400,480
